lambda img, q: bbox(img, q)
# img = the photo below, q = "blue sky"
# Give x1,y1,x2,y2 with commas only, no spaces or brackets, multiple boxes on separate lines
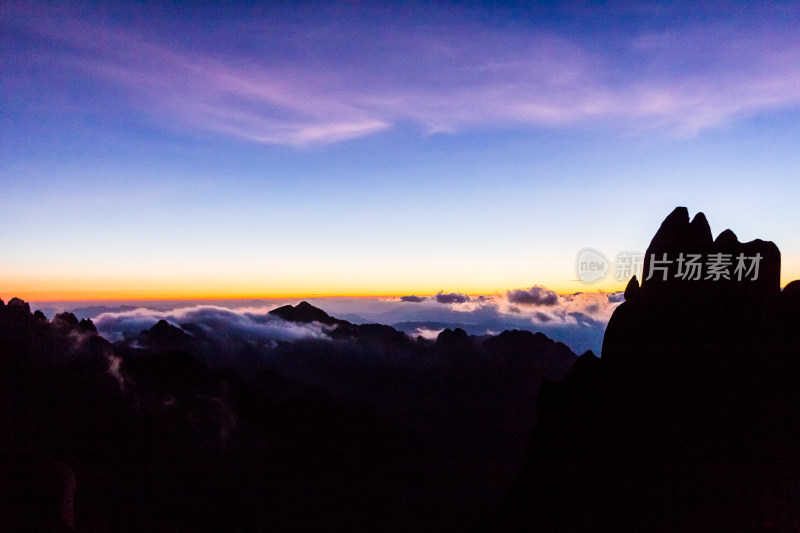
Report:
2,1,799,301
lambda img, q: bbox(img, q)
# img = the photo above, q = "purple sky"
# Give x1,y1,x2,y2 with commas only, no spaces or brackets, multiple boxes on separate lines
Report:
2,2,799,302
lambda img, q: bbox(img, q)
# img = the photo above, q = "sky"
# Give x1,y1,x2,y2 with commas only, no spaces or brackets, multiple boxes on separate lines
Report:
2,1,800,304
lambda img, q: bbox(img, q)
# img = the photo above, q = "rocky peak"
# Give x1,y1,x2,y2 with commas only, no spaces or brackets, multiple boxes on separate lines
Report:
491,207,800,532
6,297,31,315
53,312,80,330
268,301,346,326
140,320,192,352
640,206,780,301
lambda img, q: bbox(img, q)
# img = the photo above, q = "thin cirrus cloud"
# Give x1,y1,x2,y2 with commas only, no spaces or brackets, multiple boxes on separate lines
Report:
22,17,390,145
7,5,800,145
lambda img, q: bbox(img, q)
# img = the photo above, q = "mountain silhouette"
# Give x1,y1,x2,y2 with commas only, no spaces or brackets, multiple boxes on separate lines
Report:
488,207,800,532
0,294,578,531
139,318,194,352
269,300,350,326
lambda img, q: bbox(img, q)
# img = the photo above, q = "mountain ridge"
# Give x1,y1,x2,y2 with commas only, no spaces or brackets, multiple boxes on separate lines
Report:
0,293,578,531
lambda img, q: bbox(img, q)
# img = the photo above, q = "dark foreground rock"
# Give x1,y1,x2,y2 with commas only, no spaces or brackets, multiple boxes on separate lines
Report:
488,207,800,532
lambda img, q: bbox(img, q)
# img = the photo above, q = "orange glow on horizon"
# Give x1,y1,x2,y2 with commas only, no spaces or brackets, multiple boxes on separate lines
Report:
4,266,798,303
2,280,627,303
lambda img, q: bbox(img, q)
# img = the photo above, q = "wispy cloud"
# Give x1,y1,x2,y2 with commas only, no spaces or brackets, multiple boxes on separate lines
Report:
18,16,391,146
7,4,800,144
411,327,445,341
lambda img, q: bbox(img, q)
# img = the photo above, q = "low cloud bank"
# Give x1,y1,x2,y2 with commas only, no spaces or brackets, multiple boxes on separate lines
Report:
425,287,622,328
94,305,330,344
374,287,625,353
84,286,624,355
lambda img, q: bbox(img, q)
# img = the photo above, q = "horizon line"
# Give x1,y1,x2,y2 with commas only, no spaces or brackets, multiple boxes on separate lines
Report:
5,288,624,304
6,275,798,303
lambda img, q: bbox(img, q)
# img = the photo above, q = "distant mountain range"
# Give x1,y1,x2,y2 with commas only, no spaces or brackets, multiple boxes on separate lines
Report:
47,301,609,355
0,291,578,531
